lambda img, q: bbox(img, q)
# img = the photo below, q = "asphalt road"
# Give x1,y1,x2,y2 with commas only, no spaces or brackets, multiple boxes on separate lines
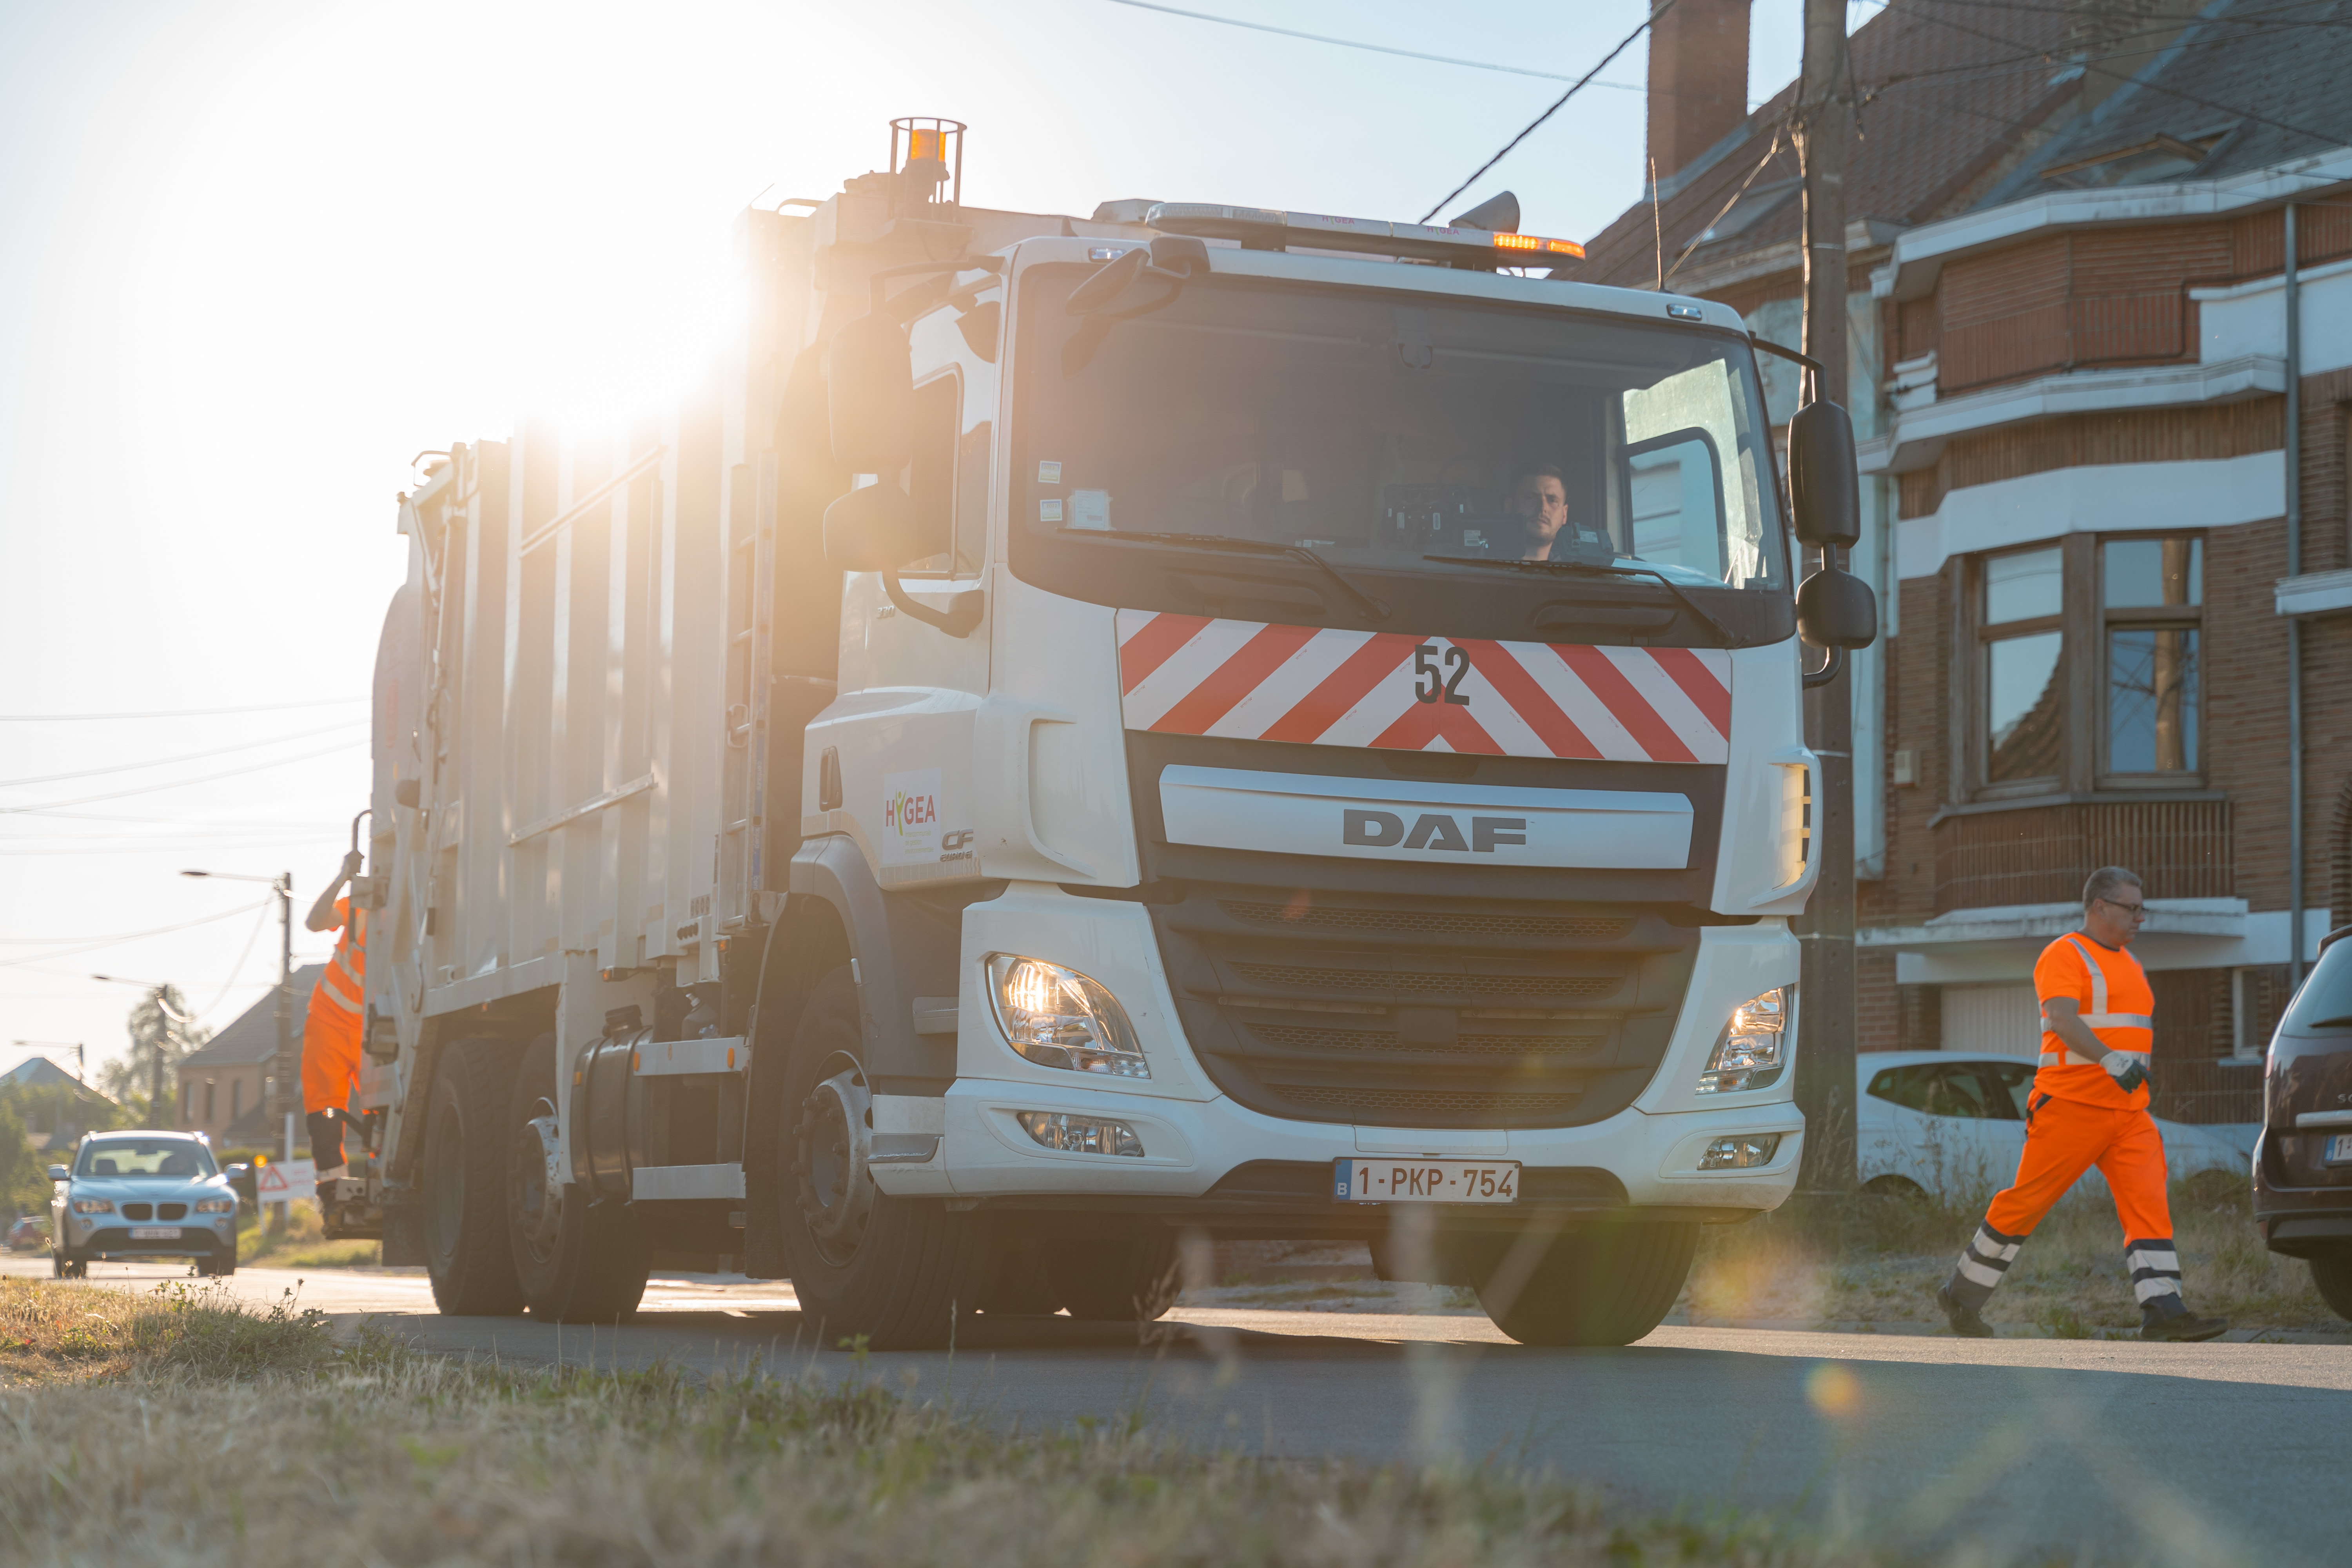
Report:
13,1254,2352,1565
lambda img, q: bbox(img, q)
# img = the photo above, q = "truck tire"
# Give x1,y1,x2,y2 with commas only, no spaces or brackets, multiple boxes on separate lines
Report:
421,1038,525,1317
507,1033,650,1322
2310,1250,2352,1322
1049,1232,1181,1323
1474,1221,1698,1347
776,968,983,1350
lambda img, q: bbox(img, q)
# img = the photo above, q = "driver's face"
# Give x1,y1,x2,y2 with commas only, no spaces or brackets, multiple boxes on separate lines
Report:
1509,474,1569,543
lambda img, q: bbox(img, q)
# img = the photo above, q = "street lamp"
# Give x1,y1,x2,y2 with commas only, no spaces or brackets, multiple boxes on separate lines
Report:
181,870,294,1160
9,1040,85,1083
89,974,191,1114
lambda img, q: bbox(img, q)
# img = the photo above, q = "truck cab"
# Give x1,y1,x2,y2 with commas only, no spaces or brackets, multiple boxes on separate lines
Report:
354,128,1872,1348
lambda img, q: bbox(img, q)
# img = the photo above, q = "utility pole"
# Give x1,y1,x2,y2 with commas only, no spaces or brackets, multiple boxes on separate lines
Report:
1795,0,1858,1197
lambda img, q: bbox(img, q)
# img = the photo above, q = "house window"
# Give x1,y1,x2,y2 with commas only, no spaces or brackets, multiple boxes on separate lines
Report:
1980,545,2065,785
1965,533,2203,796
231,1080,242,1120
2102,536,2201,778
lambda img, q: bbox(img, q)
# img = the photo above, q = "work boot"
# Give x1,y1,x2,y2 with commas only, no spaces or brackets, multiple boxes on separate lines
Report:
1936,1283,1995,1338
2141,1301,2229,1342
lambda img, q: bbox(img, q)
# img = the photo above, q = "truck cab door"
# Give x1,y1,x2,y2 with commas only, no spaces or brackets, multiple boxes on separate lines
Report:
817,295,997,887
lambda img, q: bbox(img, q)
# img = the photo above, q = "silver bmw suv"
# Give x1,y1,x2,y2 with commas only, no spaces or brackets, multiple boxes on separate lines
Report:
49,1131,240,1278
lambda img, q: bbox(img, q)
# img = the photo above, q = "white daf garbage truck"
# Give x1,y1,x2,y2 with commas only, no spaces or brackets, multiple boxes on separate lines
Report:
341,118,1875,1347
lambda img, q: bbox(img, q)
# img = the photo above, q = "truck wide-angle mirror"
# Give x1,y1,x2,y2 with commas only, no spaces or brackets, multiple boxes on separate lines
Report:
821,483,928,575
1787,399,1861,548
1797,562,1877,650
827,311,914,470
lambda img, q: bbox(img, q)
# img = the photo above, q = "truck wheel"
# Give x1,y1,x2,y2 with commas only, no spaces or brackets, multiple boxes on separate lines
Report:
421,1038,525,1317
776,968,982,1350
1474,1221,1698,1347
1049,1233,1181,1323
507,1033,650,1322
2310,1251,2352,1322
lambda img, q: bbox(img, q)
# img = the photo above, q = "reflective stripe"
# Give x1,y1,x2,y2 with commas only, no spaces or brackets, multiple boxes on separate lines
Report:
1956,1254,2004,1289
2133,1275,2185,1304
2063,935,2108,1015
2045,1047,2150,1066
313,984,361,1016
2082,1013,2154,1029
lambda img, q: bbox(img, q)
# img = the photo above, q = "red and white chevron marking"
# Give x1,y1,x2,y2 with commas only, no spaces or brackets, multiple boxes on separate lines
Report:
1115,611,1731,763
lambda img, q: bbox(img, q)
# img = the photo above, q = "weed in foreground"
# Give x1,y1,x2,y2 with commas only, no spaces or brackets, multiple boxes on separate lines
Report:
0,1279,1900,1568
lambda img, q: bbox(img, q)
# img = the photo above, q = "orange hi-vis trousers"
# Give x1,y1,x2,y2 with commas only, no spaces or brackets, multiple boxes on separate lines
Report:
1944,1094,2182,1314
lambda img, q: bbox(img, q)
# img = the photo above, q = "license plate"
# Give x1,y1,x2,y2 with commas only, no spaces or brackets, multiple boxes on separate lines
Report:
2327,1135,2352,1166
1334,1158,1519,1203
128,1227,181,1241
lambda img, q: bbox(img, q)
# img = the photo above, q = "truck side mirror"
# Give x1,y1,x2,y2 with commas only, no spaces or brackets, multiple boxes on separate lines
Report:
1787,399,1861,548
1797,561,1878,650
827,311,914,471
821,483,930,574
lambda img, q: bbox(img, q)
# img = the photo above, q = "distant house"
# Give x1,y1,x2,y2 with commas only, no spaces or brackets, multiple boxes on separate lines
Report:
174,964,325,1146
0,1056,116,1149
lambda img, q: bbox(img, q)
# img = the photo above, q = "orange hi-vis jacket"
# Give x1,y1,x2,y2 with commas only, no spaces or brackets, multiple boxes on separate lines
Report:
316,897,365,1023
302,897,367,1114
2031,931,2153,1111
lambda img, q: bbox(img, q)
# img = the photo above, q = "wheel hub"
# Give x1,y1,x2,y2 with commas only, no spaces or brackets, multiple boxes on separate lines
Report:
795,1059,873,1267
510,1097,565,1265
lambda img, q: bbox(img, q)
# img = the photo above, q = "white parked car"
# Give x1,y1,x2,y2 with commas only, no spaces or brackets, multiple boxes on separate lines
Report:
1857,1052,2249,1202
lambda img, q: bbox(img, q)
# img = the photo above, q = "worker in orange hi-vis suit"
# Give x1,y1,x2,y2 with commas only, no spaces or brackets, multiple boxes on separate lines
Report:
1937,866,2229,1343
301,850,367,1199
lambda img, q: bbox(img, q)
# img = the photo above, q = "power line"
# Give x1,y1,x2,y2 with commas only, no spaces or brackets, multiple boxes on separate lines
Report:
0,739,365,815
1421,0,1685,223
1102,0,1649,90
0,719,368,789
0,900,273,970
0,696,365,722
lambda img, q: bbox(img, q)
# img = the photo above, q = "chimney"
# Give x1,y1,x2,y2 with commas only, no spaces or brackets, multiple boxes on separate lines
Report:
1647,0,1752,188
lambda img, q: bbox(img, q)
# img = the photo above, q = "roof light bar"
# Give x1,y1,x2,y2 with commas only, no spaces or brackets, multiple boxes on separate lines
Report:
1144,202,1584,268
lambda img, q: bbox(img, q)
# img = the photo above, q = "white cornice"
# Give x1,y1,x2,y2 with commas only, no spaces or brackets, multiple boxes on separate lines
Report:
1863,354,2283,475
2277,568,2352,618
1870,147,2352,303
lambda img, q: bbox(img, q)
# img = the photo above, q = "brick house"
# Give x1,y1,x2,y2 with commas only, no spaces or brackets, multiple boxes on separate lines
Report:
172,963,324,1146
1582,0,2352,1118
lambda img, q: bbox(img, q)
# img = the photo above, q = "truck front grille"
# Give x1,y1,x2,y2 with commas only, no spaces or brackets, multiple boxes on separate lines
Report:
1146,885,1699,1129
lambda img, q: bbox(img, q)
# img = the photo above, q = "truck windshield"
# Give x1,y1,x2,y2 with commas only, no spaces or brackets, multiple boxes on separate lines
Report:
1009,265,1788,636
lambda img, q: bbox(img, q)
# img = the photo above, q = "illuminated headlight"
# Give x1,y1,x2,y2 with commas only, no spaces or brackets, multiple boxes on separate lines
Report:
1697,988,1787,1094
71,1198,113,1215
1699,1134,1782,1170
194,1198,236,1214
1016,1111,1146,1157
986,955,1149,1078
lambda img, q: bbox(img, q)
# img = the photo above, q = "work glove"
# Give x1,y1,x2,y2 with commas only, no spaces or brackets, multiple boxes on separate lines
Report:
340,850,365,880
2100,1052,2149,1095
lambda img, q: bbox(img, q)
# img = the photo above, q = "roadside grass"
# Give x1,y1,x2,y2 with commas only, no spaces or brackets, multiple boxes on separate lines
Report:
1686,1172,2338,1334
236,1203,383,1270
0,1279,1901,1568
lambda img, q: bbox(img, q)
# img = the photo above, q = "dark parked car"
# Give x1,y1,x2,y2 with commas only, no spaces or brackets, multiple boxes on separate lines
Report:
2253,925,2352,1318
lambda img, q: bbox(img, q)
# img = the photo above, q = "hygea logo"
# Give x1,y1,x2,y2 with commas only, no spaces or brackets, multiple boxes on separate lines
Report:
1343,809,1526,854
885,789,937,833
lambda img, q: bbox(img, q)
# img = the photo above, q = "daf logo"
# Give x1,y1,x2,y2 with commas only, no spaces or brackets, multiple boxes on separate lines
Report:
1343,809,1526,854
941,830,974,851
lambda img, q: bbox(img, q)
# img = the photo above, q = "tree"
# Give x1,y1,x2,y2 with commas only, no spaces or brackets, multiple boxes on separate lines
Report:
0,1100,48,1216
101,986,209,1116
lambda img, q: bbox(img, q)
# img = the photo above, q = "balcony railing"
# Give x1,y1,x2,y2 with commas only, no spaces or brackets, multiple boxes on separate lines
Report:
1935,799,2232,915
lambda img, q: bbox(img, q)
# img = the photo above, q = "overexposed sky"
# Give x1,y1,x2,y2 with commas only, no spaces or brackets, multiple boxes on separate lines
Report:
0,0,1847,1083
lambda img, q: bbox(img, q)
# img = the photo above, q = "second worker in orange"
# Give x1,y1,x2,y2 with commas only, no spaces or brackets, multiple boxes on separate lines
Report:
1936,865,2230,1342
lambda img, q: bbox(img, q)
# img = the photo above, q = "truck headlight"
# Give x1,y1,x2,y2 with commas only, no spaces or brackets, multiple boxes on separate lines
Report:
194,1198,236,1214
986,955,1149,1079
1697,988,1786,1094
71,1198,113,1215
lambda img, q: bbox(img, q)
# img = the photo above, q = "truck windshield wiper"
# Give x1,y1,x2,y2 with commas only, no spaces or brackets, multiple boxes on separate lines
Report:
1423,554,1736,643
1089,531,1392,622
